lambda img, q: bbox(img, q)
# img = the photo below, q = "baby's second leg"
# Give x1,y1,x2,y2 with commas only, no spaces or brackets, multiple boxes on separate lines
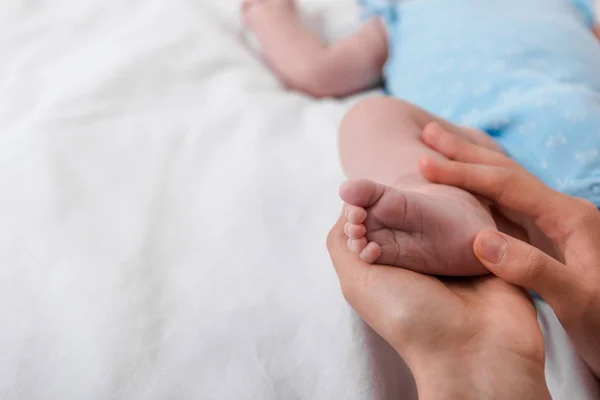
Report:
340,97,498,276
242,0,388,97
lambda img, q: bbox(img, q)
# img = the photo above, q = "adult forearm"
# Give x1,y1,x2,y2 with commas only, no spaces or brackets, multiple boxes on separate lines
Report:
410,352,551,400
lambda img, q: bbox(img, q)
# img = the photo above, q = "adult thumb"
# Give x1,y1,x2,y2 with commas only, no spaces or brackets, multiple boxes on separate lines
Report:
473,229,582,319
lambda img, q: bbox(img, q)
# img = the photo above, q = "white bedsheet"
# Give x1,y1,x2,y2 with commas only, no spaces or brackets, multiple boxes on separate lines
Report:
0,0,598,398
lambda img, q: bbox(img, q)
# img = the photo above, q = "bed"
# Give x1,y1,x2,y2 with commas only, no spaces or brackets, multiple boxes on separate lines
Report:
1,0,598,398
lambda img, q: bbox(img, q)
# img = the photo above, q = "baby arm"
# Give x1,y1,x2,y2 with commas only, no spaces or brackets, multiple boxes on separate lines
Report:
243,0,388,98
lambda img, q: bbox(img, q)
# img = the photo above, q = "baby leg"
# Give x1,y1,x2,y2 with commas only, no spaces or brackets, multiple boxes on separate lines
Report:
340,97,498,276
242,0,388,97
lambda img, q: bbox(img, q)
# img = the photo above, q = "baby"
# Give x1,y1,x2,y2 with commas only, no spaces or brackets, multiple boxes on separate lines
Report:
243,0,600,276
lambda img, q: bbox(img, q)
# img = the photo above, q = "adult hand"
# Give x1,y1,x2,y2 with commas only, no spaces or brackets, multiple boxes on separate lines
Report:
420,122,600,378
327,217,551,399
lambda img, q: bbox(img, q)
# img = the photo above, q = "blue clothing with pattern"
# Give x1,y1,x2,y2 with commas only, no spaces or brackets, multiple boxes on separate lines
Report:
361,0,600,205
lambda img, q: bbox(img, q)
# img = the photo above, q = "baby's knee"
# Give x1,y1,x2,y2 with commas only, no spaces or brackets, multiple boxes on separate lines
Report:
339,97,421,141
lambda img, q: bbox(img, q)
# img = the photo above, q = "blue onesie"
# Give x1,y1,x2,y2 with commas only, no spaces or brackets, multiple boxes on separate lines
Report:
361,0,600,206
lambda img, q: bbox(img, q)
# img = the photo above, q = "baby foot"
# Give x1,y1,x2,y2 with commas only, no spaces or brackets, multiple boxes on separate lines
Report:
241,0,297,29
340,179,496,276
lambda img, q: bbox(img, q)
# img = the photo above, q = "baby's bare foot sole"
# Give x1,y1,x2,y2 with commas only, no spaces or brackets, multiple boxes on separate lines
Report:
339,179,496,276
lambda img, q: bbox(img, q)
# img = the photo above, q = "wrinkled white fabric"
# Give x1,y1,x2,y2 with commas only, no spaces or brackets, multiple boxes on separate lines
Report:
0,0,597,398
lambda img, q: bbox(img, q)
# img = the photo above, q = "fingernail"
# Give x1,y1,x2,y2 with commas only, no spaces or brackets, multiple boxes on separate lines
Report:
478,232,508,265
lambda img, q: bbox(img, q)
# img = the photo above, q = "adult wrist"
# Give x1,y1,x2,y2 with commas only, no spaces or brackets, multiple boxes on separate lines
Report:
408,350,551,400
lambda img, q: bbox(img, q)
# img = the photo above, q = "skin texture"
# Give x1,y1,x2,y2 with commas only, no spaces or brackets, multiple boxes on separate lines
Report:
243,0,600,277
245,1,600,387
327,124,600,395
242,0,388,97
419,123,600,379
242,0,600,97
336,97,502,276
242,0,539,277
327,216,551,399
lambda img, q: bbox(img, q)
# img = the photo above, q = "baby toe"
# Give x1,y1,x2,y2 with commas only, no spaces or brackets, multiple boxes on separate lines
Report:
345,205,367,224
347,237,368,254
360,242,381,264
346,223,367,239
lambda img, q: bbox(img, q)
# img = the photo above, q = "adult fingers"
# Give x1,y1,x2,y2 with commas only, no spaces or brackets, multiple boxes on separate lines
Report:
473,229,585,322
420,156,600,248
422,123,525,171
